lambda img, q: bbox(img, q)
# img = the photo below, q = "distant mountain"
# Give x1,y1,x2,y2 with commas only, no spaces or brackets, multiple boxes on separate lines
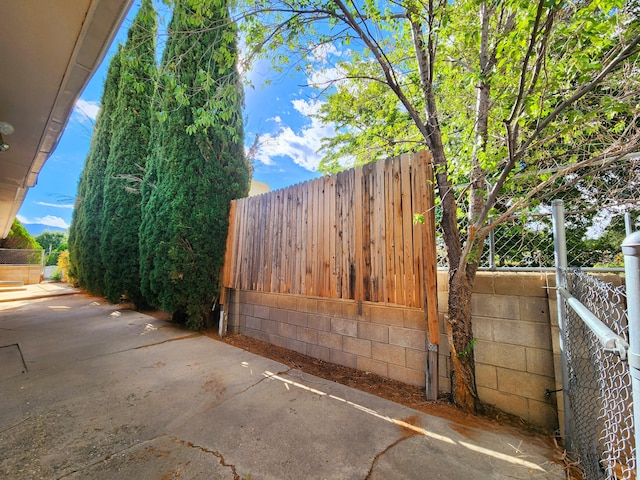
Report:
23,224,68,237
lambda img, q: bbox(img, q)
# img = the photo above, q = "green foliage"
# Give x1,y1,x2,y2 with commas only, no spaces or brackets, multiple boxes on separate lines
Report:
57,250,72,284
140,0,250,329
0,219,42,250
35,231,67,252
68,46,123,296
101,0,157,307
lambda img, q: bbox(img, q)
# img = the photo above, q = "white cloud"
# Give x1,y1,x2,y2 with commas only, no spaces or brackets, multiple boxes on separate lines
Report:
253,99,336,172
35,202,74,209
310,43,341,64
17,215,69,229
72,98,100,123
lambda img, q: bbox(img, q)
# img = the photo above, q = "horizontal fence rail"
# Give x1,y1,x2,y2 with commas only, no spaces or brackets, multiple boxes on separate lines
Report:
222,151,438,311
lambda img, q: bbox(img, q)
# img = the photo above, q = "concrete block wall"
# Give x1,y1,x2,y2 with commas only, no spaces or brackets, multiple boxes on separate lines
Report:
225,270,582,432
0,265,42,284
437,271,558,431
226,290,428,387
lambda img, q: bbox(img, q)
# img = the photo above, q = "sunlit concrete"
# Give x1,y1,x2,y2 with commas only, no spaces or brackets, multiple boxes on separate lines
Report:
0,291,565,479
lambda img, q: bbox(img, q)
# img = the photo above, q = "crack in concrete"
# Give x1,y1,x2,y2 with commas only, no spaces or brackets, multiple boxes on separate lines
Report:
211,367,292,410
365,420,421,480
133,333,201,349
172,437,240,480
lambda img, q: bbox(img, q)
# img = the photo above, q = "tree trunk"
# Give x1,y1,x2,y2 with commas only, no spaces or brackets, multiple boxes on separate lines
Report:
446,265,481,412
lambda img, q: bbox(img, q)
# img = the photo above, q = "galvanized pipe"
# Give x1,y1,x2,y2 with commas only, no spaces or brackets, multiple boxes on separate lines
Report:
621,231,640,476
552,199,573,452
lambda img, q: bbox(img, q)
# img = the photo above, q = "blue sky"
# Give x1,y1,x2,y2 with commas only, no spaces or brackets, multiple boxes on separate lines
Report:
17,1,335,235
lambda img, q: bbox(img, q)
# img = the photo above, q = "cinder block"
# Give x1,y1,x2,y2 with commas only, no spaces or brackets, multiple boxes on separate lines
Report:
286,338,307,355
269,334,287,349
287,310,308,327
527,398,559,432
307,314,331,332
472,294,520,320
245,316,262,331
437,271,449,292
388,364,425,387
439,375,451,394
278,322,297,339
358,322,389,343
277,294,298,310
404,309,426,330
497,368,554,402
475,363,498,389
493,273,548,297
472,273,494,294
307,344,331,362
343,301,360,318
269,308,287,323
550,326,561,354
492,319,551,349
474,340,527,371
526,347,555,377
297,297,318,313
239,303,254,318
253,304,270,320
370,305,404,327
262,319,279,335
372,342,406,366
343,337,372,357
472,316,493,341
357,357,388,377
477,386,529,420
257,292,278,307
297,326,318,345
438,352,450,379
389,327,426,350
318,331,343,350
519,297,550,323
437,292,449,313
317,299,344,317
331,317,358,337
406,349,427,371
330,349,357,369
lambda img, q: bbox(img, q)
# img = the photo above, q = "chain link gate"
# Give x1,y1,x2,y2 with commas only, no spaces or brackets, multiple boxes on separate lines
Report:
553,200,639,479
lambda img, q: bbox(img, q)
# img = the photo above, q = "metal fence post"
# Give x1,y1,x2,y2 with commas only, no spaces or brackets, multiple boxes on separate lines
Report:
552,199,573,451
622,231,640,474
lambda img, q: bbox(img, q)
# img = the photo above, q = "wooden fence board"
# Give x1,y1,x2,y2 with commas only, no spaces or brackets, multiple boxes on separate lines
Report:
221,152,437,311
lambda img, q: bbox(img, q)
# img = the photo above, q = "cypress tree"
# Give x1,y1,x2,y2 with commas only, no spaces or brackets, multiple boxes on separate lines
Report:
101,0,157,306
140,0,249,329
68,47,122,294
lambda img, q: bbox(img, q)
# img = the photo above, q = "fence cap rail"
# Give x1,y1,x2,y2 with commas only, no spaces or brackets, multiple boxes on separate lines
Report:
622,231,640,255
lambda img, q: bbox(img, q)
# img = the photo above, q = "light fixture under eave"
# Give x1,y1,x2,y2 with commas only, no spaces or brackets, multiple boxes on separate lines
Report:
0,122,14,152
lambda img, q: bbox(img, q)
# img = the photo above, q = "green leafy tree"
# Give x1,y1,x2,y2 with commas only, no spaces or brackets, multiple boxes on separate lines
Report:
140,0,249,329
36,231,69,266
35,231,67,252
0,219,42,250
68,46,123,295
101,0,157,307
242,0,640,411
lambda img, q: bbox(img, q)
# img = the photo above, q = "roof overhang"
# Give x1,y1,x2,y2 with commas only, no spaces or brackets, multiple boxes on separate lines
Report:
0,0,134,238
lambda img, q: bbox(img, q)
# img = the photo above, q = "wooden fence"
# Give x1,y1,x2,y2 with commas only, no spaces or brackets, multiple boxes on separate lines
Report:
221,151,437,316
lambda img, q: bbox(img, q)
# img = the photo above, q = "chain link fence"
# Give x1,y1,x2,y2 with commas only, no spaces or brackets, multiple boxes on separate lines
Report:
436,207,638,270
0,248,44,266
561,269,635,480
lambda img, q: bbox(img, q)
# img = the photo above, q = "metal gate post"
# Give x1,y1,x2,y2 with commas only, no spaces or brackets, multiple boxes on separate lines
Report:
552,199,573,451
622,231,640,475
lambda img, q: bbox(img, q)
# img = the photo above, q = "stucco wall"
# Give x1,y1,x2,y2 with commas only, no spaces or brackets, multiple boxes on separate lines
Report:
226,271,567,431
